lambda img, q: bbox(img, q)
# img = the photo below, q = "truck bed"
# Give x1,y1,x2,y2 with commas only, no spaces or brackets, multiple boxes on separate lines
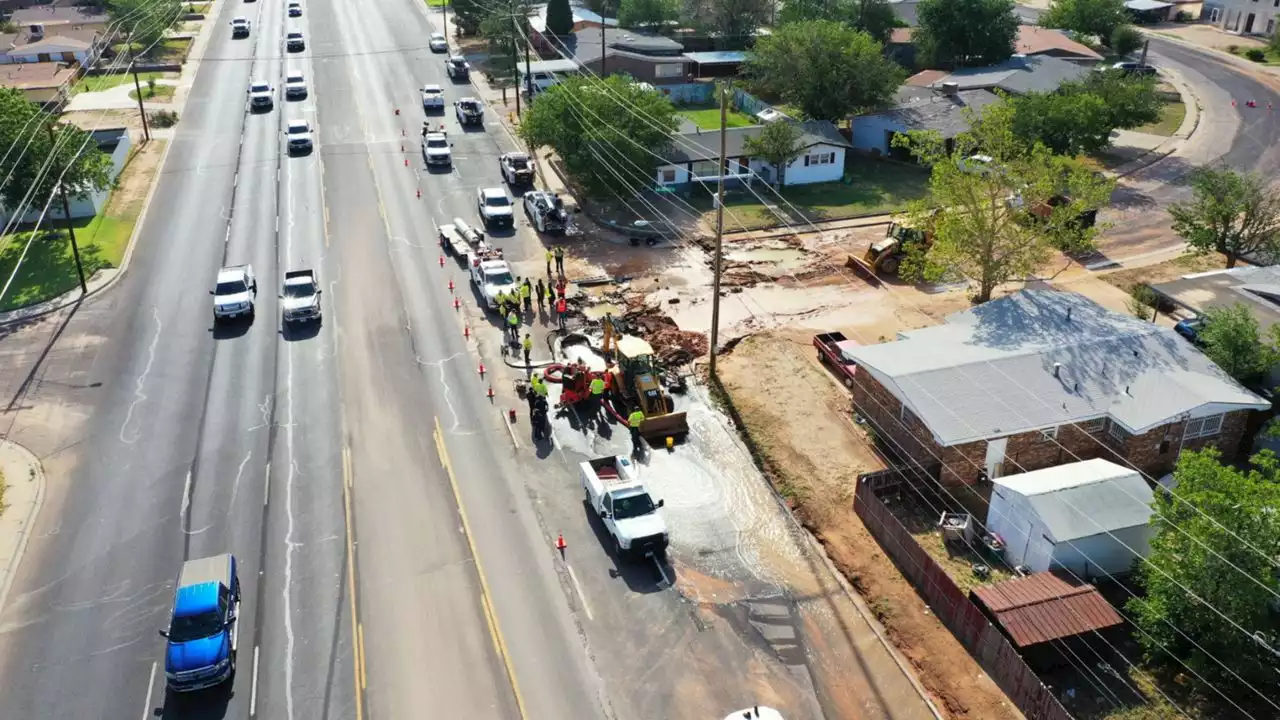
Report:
178,554,231,589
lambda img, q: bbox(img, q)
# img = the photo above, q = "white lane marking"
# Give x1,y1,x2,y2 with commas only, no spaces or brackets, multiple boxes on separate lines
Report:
565,563,593,621
140,661,157,720
503,407,521,449
652,555,671,588
119,307,162,444
416,352,464,431
249,644,261,716
180,469,192,524
263,461,271,506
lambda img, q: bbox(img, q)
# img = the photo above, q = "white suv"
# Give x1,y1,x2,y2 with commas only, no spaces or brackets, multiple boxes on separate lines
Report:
284,70,306,99
477,187,514,229
212,265,257,322
421,84,444,112
422,131,451,167
248,80,273,110
285,120,313,154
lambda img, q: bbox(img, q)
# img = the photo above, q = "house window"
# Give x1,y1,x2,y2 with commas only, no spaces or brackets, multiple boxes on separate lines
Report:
1184,414,1224,440
804,151,835,167
659,168,677,184
690,159,721,177
901,404,920,428
1080,418,1106,433
1107,419,1132,443
653,63,684,78
1040,426,1058,441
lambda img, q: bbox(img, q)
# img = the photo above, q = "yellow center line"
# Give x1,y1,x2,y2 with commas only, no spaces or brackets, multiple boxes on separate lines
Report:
433,416,529,719
341,444,365,719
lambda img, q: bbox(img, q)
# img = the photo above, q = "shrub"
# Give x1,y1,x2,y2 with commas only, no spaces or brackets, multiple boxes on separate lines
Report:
1245,47,1266,62
1226,44,1239,53
148,109,179,128
1110,24,1144,57
1174,10,1193,22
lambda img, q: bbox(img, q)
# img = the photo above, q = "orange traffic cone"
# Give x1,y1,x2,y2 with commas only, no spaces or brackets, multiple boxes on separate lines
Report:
556,534,567,558
478,362,486,377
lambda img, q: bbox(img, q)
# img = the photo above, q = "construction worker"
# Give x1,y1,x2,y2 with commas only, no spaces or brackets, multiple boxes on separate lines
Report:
534,278,546,312
553,246,565,276
520,279,532,312
544,248,554,278
506,308,520,343
522,333,533,365
555,296,567,331
589,374,606,422
555,276,567,299
628,408,645,454
545,282,555,308
532,373,549,399
496,289,509,318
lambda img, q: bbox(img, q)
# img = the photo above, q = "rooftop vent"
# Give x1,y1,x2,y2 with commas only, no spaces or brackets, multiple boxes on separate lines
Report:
941,81,959,96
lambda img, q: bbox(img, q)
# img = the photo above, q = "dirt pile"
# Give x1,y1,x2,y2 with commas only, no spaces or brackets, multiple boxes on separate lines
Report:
618,304,708,366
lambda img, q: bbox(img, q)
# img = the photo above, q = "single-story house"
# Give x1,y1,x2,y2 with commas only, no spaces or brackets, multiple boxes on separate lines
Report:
531,25,690,85
971,572,1124,649
889,25,1103,68
921,53,1092,95
844,289,1270,486
1202,0,1278,37
851,84,1000,157
1151,265,1280,335
517,58,581,92
1127,0,1201,23
528,2,617,35
4,3,110,33
1,25,102,65
987,459,1155,577
0,126,131,227
0,60,75,106
653,120,851,190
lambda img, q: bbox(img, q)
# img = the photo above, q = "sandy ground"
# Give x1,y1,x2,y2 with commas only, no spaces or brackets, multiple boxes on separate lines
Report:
716,332,1021,720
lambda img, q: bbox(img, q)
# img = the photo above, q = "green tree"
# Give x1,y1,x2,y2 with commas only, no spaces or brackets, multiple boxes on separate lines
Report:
0,91,113,217
1170,167,1280,268
779,0,901,44
744,20,904,121
479,0,535,87
743,120,805,186
1009,72,1159,155
452,0,488,34
892,103,1113,301
1110,24,1144,56
106,0,182,50
698,0,773,46
1196,303,1279,385
914,0,1018,69
1128,449,1280,696
1039,0,1127,41
518,75,679,196
545,0,574,34
617,0,680,27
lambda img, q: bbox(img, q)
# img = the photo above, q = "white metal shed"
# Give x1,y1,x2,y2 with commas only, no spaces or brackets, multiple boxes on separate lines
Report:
987,459,1155,578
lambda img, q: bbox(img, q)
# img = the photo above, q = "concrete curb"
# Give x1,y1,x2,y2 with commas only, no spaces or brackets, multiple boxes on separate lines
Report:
1106,66,1203,181
0,441,47,615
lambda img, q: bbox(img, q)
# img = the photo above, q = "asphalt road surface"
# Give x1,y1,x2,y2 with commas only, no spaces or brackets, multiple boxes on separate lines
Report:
0,0,938,717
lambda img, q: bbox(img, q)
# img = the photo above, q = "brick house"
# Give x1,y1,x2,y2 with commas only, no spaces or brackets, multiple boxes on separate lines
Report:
845,290,1269,487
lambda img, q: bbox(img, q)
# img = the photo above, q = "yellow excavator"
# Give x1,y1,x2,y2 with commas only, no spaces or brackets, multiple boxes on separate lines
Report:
603,317,689,442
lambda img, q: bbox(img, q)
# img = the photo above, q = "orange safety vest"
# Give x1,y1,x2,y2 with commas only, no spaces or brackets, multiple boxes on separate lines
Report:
556,298,567,314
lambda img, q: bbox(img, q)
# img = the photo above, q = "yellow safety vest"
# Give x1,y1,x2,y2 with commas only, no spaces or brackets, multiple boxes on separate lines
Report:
589,378,604,396
545,250,553,262
629,411,644,428
520,284,531,299
507,312,519,327
523,336,533,351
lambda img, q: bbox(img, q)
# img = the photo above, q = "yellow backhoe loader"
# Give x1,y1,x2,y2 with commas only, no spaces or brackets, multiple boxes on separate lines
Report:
603,318,689,442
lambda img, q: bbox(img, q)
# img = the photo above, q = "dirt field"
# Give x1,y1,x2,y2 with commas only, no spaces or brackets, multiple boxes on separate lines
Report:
717,331,1021,720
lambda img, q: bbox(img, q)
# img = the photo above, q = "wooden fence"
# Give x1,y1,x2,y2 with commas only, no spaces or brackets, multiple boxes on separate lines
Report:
854,473,1073,720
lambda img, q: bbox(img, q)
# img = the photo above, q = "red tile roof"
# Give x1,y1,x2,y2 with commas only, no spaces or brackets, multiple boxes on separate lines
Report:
971,573,1123,648
905,69,947,87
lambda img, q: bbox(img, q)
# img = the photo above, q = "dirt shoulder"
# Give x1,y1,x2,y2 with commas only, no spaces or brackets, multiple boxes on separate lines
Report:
716,331,1021,720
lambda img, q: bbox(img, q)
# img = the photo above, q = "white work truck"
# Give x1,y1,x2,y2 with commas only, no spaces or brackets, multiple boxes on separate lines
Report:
468,254,517,311
580,455,669,560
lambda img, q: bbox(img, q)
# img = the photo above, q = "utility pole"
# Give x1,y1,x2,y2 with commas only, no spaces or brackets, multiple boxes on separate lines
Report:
1138,39,1149,67
600,1,608,76
45,123,88,295
511,32,521,117
524,27,533,100
132,69,151,142
443,0,450,51
708,84,727,380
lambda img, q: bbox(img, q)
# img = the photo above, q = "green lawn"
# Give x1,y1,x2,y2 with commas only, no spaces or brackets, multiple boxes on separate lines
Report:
1132,91,1186,137
130,83,175,101
424,0,449,6
111,37,192,63
74,71,174,95
0,144,159,312
1226,44,1280,65
677,104,755,130
692,156,930,231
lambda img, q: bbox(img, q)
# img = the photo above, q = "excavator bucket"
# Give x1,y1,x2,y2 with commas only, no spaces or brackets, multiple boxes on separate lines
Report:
639,411,688,442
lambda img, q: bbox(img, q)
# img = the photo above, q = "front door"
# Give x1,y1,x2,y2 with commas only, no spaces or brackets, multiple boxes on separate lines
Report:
984,437,1008,479
1245,12,1256,33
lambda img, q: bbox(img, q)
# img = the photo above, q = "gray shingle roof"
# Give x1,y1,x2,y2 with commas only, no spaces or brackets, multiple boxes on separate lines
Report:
995,459,1154,541
664,120,852,163
932,55,1089,95
1152,265,1280,334
868,86,1000,137
846,289,1269,445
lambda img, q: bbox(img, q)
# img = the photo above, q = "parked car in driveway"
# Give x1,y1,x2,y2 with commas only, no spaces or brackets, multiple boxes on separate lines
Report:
1107,61,1156,77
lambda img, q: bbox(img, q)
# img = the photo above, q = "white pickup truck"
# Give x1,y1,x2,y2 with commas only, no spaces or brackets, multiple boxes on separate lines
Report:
468,255,517,311
580,455,669,560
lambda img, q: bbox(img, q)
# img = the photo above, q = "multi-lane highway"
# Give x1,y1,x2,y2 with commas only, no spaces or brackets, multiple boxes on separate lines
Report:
0,0,940,717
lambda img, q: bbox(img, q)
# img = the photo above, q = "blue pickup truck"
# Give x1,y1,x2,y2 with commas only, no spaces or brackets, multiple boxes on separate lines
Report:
161,553,241,692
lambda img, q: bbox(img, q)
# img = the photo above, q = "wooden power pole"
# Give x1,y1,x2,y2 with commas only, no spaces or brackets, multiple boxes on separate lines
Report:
708,84,728,380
